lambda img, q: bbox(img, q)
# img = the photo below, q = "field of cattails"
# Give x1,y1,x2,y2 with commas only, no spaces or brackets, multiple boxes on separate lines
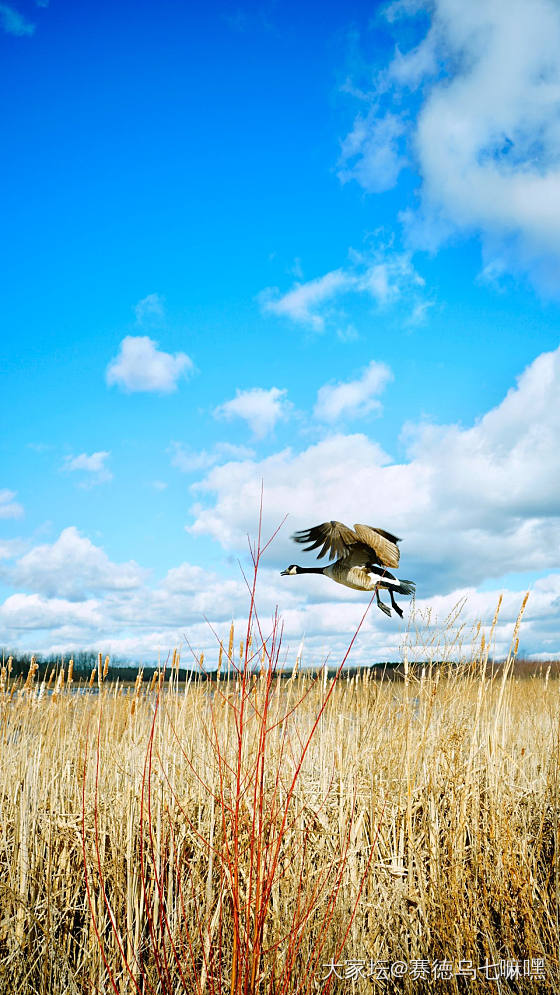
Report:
1,551,559,994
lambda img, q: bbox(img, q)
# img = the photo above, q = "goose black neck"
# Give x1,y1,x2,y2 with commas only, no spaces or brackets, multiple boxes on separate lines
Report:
298,566,325,574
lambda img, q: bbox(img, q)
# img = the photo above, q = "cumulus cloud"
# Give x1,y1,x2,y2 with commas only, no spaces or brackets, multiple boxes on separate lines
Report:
1,593,102,632
0,489,24,519
106,336,193,393
189,345,560,596
262,248,426,331
0,538,26,559
3,349,560,663
2,549,556,666
0,531,305,661
62,451,112,486
10,526,146,600
341,0,560,290
314,361,393,422
214,387,290,439
188,433,393,550
1,491,558,663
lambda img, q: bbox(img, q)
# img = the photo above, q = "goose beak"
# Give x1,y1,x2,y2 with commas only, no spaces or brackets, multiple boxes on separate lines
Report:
280,568,289,576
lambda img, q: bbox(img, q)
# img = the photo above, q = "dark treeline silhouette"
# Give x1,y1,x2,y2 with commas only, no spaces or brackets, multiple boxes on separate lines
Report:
1,647,406,684
2,648,558,685
1,649,117,681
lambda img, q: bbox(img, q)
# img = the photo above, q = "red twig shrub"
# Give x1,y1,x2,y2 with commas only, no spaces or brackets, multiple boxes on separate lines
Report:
82,514,381,994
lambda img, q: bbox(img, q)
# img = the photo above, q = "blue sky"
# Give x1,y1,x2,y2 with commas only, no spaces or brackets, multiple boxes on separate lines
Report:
2,0,560,665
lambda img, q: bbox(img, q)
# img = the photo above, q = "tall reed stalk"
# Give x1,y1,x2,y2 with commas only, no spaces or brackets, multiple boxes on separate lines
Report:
82,514,379,994
1,542,559,993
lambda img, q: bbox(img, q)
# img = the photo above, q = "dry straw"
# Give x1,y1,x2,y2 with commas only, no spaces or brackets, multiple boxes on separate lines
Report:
1,552,559,993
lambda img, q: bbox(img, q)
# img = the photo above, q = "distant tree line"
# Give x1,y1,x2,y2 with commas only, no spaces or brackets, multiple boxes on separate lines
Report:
1,647,407,684
1,648,557,686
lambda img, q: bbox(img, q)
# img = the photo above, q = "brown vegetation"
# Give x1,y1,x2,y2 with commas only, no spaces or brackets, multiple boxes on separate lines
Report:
0,564,559,993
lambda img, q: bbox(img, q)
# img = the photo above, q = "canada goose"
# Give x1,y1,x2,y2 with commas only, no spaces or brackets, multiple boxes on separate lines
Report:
280,520,415,618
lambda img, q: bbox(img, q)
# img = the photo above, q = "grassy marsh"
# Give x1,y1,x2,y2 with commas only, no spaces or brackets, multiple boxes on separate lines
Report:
1,590,559,994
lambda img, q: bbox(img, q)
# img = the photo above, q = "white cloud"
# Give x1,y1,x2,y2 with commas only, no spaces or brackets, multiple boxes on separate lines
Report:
189,346,560,597
0,531,305,660
2,541,558,664
106,336,193,393
261,248,426,332
338,111,407,192
262,270,353,331
342,0,560,290
3,349,560,663
408,299,434,324
170,441,255,473
0,538,26,559
1,593,102,632
1,478,559,663
62,451,112,486
0,489,24,519
134,292,165,324
388,28,438,87
10,526,146,600
214,387,290,439
356,251,424,305
188,433,393,550
0,3,34,35
162,563,211,593
314,361,393,422
170,445,216,473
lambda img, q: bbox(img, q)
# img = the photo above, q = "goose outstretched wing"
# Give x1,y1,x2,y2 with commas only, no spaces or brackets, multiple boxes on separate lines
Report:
292,521,359,561
292,520,401,568
353,524,401,569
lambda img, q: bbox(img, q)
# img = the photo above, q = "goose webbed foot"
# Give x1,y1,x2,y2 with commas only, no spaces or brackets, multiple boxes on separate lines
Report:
390,592,404,618
376,589,392,617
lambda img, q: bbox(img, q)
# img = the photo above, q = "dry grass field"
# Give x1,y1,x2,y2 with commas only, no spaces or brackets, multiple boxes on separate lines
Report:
1,581,559,994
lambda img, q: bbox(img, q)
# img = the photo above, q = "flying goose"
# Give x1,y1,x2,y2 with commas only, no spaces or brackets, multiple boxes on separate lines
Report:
281,520,415,618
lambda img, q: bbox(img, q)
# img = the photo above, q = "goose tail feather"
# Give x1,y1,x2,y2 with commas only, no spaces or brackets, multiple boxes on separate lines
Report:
398,579,416,597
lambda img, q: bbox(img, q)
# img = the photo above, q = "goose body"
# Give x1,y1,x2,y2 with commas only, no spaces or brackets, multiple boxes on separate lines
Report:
281,520,415,618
